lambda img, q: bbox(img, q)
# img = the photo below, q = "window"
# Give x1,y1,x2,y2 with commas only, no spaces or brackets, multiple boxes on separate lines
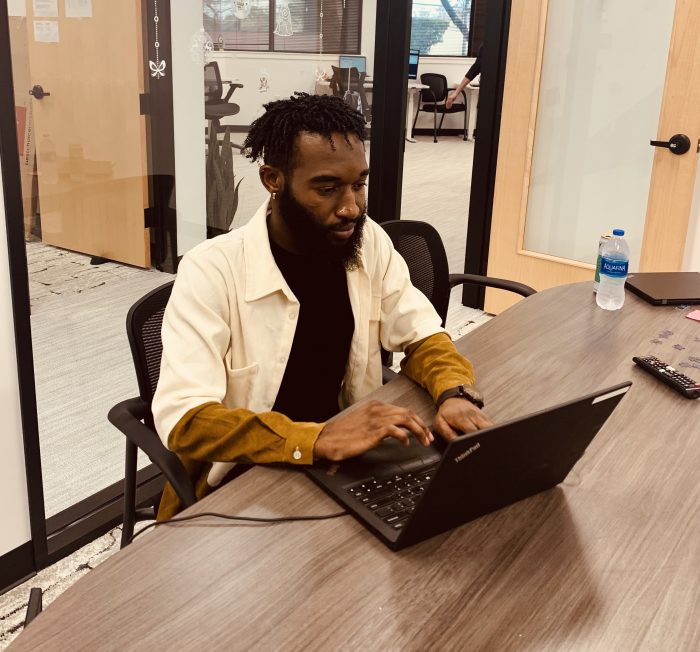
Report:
203,0,362,54
411,0,483,57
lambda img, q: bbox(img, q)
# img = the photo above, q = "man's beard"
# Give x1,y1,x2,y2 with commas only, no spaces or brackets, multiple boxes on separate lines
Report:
277,187,366,271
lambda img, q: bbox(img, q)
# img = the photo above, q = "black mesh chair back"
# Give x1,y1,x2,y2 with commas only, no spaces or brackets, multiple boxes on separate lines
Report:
413,73,468,142
204,61,224,103
109,280,197,547
126,281,173,409
204,61,243,151
419,73,449,104
382,220,451,326
330,66,370,119
379,219,536,375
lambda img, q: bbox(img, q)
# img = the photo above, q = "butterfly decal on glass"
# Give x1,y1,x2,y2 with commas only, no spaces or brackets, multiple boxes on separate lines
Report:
149,59,167,79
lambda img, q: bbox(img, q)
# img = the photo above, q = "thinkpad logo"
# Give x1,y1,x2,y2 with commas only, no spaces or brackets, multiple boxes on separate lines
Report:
454,442,481,463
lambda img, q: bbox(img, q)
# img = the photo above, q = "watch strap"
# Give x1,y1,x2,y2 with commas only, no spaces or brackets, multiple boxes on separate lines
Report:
436,384,484,409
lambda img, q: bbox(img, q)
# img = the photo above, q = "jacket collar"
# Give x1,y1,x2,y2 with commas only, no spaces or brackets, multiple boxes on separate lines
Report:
242,199,294,302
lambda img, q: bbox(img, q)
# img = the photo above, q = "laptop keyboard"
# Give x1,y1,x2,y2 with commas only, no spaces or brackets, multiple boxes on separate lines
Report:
346,465,438,530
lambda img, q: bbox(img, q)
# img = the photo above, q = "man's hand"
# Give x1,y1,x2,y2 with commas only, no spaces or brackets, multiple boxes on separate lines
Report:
445,92,458,110
314,400,433,462
432,397,493,441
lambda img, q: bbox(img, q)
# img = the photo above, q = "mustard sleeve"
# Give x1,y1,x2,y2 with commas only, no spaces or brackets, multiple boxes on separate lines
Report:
167,402,324,466
400,332,476,402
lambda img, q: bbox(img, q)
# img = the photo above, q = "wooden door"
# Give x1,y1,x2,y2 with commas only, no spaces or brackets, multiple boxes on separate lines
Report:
27,0,150,267
485,0,700,313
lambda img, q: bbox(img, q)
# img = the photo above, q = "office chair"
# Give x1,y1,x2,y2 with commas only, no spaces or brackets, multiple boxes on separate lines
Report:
413,73,468,143
330,65,371,121
108,281,197,548
204,61,244,152
380,219,536,373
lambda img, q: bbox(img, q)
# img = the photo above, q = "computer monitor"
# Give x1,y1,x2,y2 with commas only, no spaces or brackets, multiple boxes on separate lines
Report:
408,49,420,80
339,55,366,74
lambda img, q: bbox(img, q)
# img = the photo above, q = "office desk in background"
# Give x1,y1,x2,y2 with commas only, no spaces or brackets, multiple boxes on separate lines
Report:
10,284,700,651
315,78,428,142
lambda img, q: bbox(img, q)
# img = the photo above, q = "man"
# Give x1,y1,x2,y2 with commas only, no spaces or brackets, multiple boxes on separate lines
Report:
152,93,492,520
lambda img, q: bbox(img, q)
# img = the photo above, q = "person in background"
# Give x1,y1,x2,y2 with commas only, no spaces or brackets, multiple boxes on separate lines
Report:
446,45,482,135
152,93,492,519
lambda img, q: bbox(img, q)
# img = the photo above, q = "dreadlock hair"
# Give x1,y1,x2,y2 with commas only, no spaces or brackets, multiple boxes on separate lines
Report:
243,92,367,174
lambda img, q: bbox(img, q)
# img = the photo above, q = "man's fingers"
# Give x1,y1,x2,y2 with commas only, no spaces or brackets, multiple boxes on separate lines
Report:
384,425,411,448
433,414,460,441
473,411,494,429
394,411,432,447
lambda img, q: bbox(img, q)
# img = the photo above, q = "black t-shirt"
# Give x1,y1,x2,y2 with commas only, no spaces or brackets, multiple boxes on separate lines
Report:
270,240,354,422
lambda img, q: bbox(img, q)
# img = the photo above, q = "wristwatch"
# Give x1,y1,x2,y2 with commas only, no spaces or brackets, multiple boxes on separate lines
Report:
436,384,484,409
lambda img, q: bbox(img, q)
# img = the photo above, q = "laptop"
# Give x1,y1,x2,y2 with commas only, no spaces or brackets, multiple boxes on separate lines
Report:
305,382,631,550
339,55,366,74
408,48,420,80
625,272,700,305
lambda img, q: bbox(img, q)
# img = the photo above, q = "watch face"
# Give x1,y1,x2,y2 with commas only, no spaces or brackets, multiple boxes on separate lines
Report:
460,385,484,407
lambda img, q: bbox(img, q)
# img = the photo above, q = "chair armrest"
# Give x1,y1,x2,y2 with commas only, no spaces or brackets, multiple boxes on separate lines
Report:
448,273,536,298
223,82,244,102
108,397,197,507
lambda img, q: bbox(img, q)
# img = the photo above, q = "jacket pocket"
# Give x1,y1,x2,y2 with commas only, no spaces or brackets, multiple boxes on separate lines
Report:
223,361,259,409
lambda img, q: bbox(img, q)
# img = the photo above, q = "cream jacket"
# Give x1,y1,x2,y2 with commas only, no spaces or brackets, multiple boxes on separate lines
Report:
152,200,445,480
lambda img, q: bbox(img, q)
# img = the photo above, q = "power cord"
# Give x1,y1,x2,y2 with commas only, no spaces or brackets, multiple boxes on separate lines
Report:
129,509,348,544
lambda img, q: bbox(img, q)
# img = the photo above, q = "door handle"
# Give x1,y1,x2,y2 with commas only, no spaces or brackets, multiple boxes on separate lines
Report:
29,85,51,100
649,133,691,155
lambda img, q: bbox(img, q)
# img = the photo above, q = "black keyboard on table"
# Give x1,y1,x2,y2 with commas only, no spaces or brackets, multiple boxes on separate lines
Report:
346,465,438,530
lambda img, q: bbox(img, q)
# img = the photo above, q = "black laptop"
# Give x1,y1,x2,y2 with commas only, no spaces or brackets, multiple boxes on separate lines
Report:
305,382,631,550
625,272,700,305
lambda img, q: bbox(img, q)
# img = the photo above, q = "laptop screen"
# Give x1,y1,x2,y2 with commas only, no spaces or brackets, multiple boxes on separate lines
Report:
408,49,420,80
339,55,366,74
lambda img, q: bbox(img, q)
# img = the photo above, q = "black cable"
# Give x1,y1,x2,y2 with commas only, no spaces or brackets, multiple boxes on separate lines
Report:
129,509,348,544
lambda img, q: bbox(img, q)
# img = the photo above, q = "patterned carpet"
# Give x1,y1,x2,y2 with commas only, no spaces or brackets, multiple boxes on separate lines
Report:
28,242,173,516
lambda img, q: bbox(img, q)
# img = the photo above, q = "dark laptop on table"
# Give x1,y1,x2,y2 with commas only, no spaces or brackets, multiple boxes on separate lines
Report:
305,382,631,550
625,272,700,305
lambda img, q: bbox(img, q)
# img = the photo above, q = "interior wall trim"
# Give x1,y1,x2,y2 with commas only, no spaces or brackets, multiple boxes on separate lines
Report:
0,542,36,597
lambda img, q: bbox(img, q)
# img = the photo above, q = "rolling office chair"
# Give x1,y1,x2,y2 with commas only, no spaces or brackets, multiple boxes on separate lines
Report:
108,281,197,548
204,61,244,152
413,73,468,143
330,65,371,121
380,219,536,375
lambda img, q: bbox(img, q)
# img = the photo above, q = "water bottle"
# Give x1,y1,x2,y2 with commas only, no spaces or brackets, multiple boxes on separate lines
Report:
596,229,630,310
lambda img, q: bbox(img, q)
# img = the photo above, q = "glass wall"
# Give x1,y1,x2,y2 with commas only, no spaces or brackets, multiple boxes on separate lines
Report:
9,0,173,518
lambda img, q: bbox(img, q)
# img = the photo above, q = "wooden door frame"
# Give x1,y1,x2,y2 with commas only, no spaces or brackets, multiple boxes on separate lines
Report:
486,0,700,313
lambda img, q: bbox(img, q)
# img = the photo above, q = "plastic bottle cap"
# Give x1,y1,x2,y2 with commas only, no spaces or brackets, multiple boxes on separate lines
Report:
613,229,624,236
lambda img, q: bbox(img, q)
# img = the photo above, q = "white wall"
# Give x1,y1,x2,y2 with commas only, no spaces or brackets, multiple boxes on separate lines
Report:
0,156,32,557
171,2,208,255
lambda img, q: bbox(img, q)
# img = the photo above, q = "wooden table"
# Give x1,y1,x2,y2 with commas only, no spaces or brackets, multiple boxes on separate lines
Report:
11,283,700,651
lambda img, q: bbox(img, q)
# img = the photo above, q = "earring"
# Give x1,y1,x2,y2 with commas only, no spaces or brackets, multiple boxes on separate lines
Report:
271,191,277,200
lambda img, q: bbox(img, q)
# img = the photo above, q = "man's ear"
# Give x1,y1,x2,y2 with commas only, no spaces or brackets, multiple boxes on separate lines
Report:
260,165,285,195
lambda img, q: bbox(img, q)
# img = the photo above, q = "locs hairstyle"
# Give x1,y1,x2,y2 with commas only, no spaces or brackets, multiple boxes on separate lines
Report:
243,93,367,172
